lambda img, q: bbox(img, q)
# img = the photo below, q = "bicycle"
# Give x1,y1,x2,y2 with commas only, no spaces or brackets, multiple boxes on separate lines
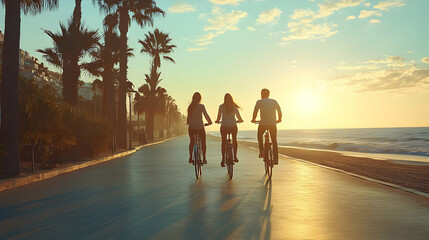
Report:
216,121,241,180
224,129,235,179
254,122,274,178
191,123,210,179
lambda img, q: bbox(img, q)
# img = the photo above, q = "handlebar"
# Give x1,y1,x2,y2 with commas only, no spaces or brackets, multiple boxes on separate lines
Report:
215,120,243,124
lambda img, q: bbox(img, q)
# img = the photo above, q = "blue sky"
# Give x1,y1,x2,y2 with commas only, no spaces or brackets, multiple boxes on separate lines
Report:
1,0,428,129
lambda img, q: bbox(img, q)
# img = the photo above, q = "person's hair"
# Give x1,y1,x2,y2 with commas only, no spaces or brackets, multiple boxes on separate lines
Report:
261,88,270,98
187,92,202,121
224,93,240,114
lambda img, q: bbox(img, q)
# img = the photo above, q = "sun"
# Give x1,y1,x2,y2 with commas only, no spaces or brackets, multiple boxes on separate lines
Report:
296,90,319,114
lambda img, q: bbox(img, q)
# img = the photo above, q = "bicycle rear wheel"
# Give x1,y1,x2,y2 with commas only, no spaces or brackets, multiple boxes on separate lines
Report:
226,145,234,179
267,145,273,178
264,143,270,174
194,148,201,179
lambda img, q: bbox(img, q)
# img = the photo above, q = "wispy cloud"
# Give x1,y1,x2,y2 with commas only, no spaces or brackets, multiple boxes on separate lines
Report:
190,7,248,51
204,10,248,32
346,15,356,20
373,0,405,11
329,56,429,92
257,8,282,25
316,0,364,18
197,41,214,46
358,10,382,18
329,67,429,92
247,26,256,31
209,0,244,6
369,19,380,23
336,56,410,71
282,0,364,43
282,20,338,42
422,57,429,64
168,4,195,13
187,47,206,52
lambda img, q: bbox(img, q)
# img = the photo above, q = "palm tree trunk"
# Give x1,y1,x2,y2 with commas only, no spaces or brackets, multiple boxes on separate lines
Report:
102,30,116,127
61,56,75,105
0,0,21,177
147,108,155,142
66,0,82,106
117,9,129,149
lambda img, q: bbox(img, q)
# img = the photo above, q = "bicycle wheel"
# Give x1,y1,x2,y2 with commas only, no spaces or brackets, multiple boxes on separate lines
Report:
194,147,201,179
264,143,269,174
226,144,234,179
267,145,273,178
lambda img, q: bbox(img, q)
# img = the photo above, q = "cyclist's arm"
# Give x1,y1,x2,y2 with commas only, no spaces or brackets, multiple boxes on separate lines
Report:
202,105,212,125
276,101,282,123
235,107,244,123
215,105,221,123
251,102,259,122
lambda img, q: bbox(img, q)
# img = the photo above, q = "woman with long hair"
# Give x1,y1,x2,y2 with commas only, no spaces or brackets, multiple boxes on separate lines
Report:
215,93,243,167
187,92,212,164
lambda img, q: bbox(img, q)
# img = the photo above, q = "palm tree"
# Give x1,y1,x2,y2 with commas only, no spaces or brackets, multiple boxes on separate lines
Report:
137,69,167,141
102,0,164,148
82,33,120,125
38,21,100,106
69,0,83,106
138,29,176,74
138,29,176,140
0,0,58,177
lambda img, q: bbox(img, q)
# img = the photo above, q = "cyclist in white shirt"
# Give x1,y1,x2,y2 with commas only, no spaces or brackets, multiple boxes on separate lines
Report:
215,93,243,167
251,89,282,164
187,92,212,164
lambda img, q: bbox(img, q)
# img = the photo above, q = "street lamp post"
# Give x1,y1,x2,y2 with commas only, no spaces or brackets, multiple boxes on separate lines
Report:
128,89,138,150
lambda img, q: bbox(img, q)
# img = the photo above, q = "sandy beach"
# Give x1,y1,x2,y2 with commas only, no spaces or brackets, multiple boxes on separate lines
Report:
238,140,429,194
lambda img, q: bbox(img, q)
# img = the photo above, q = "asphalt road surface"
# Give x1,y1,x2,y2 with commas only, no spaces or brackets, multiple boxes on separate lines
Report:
1,136,429,240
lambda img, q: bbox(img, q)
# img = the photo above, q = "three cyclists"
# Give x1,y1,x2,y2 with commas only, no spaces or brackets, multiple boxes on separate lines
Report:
187,88,282,169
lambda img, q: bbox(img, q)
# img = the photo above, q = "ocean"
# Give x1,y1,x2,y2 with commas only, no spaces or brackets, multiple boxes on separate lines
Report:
209,127,429,164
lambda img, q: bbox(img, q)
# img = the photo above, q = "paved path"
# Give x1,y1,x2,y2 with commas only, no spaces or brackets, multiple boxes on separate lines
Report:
1,136,428,240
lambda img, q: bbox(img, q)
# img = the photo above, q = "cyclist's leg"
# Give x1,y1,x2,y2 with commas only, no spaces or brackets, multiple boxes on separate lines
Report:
200,129,207,163
232,126,238,161
220,126,227,166
257,125,265,158
188,128,195,163
269,126,278,163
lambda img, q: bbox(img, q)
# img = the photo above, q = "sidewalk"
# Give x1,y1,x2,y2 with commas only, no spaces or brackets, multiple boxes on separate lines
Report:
0,138,175,192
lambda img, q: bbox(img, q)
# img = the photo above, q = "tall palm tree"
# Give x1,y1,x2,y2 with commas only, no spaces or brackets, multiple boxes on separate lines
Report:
0,0,58,177
137,68,167,141
82,33,120,124
138,29,176,75
138,29,176,140
69,0,83,106
103,0,164,148
38,21,100,106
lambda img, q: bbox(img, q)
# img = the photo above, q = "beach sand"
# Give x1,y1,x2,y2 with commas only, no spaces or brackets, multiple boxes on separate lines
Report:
238,140,429,194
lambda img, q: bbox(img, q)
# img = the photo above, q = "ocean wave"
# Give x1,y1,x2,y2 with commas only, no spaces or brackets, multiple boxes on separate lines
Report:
278,141,429,157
